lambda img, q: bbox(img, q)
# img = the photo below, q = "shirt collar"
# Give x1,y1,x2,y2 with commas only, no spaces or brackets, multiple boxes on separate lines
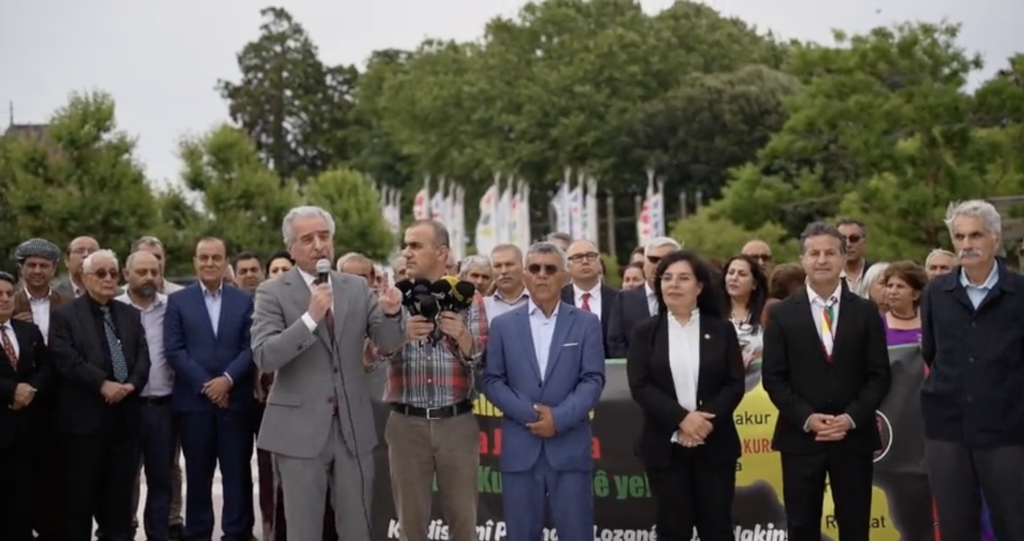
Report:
527,300,560,319
493,288,528,304
116,292,167,310
200,281,222,297
806,282,843,305
644,282,656,298
668,308,701,329
959,261,1000,290
24,285,52,301
573,282,600,298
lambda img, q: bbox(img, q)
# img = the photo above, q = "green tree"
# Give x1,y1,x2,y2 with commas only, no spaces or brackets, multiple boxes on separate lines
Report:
671,209,797,261
0,91,156,259
179,124,300,257
218,7,359,183
151,186,208,277
697,22,1024,261
303,168,394,260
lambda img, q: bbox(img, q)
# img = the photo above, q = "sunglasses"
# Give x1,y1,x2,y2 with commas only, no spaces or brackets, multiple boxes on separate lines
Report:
646,255,663,265
527,263,559,276
844,235,863,244
749,254,773,262
90,268,119,280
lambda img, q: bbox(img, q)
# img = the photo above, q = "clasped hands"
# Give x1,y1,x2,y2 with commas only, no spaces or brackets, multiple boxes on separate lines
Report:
8,383,37,410
676,411,716,448
406,312,467,342
526,404,557,438
202,376,233,409
808,413,853,442
100,380,136,404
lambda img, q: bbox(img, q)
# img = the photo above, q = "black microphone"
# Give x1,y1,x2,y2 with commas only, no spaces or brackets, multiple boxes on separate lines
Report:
316,259,331,285
431,276,476,312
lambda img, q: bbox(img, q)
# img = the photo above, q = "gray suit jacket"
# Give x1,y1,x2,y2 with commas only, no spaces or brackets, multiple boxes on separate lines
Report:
251,267,405,459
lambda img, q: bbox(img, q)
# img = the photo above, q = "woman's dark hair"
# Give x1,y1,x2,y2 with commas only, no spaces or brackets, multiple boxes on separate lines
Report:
769,263,805,300
265,250,294,274
721,254,769,332
653,250,723,318
620,261,644,278
883,260,929,308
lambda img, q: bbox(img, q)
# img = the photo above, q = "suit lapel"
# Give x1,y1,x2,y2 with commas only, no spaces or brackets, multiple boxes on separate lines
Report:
283,269,330,348
516,310,542,382
330,271,350,341
792,291,830,364
831,289,860,358
543,305,576,381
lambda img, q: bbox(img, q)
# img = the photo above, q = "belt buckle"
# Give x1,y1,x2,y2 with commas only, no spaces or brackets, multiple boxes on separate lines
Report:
425,406,443,420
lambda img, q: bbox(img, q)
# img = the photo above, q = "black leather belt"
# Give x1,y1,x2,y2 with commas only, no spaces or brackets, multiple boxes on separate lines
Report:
142,395,171,406
392,400,472,420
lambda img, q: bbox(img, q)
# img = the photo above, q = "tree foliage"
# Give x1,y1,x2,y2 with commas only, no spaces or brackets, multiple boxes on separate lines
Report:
218,7,359,183
0,91,156,260
178,124,300,258
303,168,395,261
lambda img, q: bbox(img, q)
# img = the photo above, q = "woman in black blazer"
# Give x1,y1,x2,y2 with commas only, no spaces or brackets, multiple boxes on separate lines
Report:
626,250,746,541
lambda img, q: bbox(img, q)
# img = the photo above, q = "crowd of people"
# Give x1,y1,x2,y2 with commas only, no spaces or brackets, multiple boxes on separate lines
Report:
0,199,1021,541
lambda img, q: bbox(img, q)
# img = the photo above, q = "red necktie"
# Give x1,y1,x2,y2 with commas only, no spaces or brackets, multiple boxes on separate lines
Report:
325,309,336,337
1,325,18,369
581,292,592,312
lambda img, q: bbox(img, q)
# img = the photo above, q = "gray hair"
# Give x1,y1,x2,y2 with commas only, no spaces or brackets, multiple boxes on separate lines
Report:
131,235,165,253
944,200,1001,237
863,262,890,288
526,241,567,270
83,249,119,274
491,243,524,262
459,255,491,276
337,252,371,271
282,206,336,246
925,248,958,266
644,236,681,257
799,221,847,255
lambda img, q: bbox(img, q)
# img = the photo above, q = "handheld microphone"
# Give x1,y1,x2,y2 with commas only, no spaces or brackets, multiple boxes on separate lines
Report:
431,276,476,313
316,259,331,285
396,278,440,318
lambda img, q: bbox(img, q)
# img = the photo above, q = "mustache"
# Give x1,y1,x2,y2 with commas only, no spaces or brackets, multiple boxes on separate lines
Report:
959,248,981,257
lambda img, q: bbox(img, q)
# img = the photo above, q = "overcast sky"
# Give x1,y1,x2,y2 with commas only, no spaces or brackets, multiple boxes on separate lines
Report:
1,0,1019,186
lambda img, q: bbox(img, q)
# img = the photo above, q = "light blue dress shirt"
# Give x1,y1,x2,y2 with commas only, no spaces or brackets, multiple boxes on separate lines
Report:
959,261,1000,309
528,300,560,381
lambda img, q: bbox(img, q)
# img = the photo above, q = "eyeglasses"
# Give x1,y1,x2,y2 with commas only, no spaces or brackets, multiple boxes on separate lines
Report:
568,252,599,263
844,235,863,244
89,268,119,280
527,263,559,276
748,254,773,262
646,255,663,265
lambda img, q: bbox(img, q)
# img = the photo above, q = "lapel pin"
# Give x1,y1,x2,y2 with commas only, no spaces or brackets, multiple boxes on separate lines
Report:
704,334,710,339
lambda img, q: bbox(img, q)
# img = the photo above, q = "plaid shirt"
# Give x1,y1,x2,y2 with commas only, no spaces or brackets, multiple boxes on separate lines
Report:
382,296,488,408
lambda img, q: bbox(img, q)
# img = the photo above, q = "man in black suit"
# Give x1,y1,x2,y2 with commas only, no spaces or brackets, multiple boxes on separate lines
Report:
0,270,53,541
561,239,619,357
921,200,1024,540
763,221,891,541
607,236,680,357
49,249,150,541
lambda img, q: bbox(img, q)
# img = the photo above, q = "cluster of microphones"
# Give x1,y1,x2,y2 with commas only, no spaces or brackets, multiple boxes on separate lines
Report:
395,277,476,342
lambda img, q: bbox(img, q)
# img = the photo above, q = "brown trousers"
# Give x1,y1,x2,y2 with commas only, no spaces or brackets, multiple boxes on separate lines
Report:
385,411,480,541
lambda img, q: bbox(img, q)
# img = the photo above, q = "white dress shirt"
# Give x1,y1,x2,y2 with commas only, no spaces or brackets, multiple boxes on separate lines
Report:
573,283,602,321
668,310,701,443
116,292,172,397
805,282,856,429
25,287,52,344
528,300,559,381
645,283,658,316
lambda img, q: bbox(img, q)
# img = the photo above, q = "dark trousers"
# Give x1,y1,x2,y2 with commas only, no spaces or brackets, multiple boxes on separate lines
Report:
926,439,1024,541
780,450,874,541
178,409,254,541
32,397,66,541
645,447,736,541
63,409,138,541
0,437,35,541
136,398,177,541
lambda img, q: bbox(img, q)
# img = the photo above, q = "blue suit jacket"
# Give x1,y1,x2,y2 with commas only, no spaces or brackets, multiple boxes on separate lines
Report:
483,302,606,473
164,283,255,413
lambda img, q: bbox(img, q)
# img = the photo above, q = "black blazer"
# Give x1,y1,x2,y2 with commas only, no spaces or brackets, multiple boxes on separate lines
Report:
626,313,745,468
762,286,891,455
921,263,1024,447
49,295,150,435
561,283,618,358
607,285,651,358
0,319,52,449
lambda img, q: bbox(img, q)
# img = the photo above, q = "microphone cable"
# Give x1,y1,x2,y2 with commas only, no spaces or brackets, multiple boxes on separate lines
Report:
326,283,374,538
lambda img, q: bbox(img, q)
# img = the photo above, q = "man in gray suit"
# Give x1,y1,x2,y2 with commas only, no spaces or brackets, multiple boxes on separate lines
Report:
251,205,405,541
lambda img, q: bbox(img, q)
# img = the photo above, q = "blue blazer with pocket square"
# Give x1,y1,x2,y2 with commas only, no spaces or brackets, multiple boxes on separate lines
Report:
164,283,255,413
483,301,606,473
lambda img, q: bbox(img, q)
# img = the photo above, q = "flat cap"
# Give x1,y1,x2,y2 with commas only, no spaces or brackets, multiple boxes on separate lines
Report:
14,238,61,263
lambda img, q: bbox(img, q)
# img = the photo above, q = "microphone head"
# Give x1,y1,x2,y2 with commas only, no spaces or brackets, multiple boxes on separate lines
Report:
315,259,331,276
453,281,476,305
